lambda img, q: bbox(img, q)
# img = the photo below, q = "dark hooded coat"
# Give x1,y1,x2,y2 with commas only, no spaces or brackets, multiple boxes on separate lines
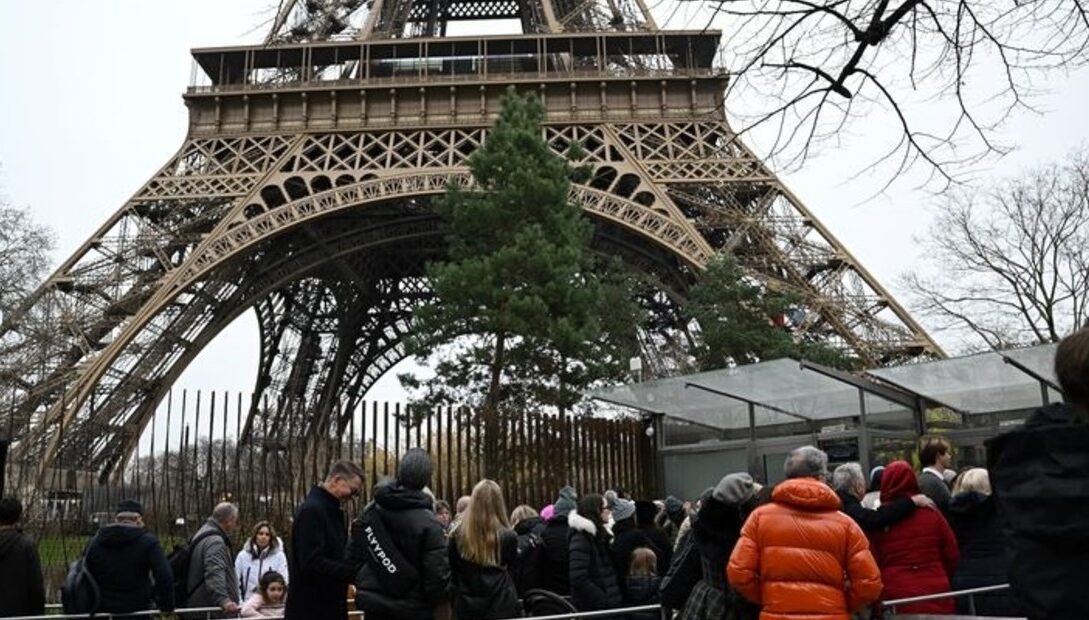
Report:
947,491,1020,617
987,402,1089,620
85,523,175,613
0,527,46,617
350,481,451,620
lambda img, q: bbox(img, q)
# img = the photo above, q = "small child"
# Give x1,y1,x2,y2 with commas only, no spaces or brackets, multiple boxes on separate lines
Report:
624,547,661,620
241,570,287,617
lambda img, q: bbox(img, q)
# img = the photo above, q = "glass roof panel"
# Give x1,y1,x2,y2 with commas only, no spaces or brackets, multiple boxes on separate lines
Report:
589,358,905,429
868,344,1058,414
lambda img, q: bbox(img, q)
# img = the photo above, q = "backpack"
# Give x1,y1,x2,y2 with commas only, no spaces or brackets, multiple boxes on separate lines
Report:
61,554,101,615
167,528,230,606
513,532,547,595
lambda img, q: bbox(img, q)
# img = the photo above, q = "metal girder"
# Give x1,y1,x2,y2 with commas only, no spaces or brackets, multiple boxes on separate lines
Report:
1,22,943,487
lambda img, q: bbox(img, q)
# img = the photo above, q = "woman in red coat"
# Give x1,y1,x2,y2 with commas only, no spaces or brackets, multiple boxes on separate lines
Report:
869,460,959,614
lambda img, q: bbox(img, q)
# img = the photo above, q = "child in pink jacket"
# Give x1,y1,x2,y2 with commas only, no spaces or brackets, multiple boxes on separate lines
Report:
241,571,287,617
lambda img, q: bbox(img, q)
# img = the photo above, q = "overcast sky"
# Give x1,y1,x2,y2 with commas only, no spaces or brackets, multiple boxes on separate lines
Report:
1,1,1088,403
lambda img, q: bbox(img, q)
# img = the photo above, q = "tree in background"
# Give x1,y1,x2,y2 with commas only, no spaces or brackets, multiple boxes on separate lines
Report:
685,254,855,369
703,1,1089,186
401,89,642,477
0,195,55,384
0,201,53,326
904,149,1089,350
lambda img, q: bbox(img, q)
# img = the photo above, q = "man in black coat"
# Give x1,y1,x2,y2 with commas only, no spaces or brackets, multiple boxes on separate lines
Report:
0,496,45,618
988,325,1089,620
84,499,174,614
351,448,451,620
285,459,365,620
831,462,933,532
538,486,576,595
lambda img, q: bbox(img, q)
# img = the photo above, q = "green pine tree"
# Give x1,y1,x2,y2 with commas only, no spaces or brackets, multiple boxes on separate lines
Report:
685,255,855,370
401,88,641,477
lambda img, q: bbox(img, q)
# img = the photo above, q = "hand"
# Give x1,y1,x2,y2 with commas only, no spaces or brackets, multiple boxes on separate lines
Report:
222,601,241,614
911,494,936,509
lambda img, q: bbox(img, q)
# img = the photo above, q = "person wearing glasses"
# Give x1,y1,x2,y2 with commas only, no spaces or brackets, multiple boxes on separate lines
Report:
285,459,365,620
568,493,623,615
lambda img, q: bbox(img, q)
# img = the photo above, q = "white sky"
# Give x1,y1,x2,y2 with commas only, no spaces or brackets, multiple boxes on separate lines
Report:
1,0,1088,404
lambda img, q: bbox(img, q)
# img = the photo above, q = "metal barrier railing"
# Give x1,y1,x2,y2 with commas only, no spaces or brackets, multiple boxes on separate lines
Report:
11,586,1017,620
882,583,1015,618
494,604,662,620
7,608,364,620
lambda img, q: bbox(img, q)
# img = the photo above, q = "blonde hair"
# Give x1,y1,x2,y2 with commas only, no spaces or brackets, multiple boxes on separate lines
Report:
456,479,510,566
630,547,657,577
953,467,991,495
510,504,538,527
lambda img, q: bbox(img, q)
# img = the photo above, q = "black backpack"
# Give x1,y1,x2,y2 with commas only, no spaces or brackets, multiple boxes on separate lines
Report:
168,529,230,606
61,554,101,615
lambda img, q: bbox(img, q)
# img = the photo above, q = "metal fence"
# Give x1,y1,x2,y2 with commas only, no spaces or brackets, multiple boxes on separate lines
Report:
2,389,656,600
5,390,656,529
7,590,1028,620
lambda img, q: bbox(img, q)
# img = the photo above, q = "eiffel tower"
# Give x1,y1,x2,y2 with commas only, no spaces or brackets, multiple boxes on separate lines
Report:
0,0,941,484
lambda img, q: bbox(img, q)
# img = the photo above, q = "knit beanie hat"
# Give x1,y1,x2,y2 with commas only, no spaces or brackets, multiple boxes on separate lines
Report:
554,486,577,516
713,473,755,505
540,504,555,521
116,499,144,517
612,497,636,522
397,448,433,491
604,489,619,509
664,495,684,517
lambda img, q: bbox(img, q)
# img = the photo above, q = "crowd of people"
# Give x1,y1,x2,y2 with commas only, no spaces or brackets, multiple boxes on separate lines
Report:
0,326,1087,620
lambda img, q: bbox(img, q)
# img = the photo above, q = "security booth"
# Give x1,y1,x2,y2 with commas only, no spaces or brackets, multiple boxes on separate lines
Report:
589,344,1062,501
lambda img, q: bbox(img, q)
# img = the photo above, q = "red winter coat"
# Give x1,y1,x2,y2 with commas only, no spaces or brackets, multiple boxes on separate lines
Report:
727,477,882,620
870,461,959,615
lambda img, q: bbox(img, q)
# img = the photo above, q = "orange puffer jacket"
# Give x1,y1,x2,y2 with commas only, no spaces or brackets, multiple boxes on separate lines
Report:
727,477,883,620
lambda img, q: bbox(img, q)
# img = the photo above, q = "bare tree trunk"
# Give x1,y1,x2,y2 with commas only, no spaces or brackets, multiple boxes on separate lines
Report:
483,331,506,479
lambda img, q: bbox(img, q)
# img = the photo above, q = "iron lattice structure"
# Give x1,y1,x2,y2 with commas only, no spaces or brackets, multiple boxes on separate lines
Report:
0,0,941,484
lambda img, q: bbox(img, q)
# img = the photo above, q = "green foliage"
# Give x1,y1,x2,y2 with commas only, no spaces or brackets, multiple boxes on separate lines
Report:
684,254,855,370
402,88,642,422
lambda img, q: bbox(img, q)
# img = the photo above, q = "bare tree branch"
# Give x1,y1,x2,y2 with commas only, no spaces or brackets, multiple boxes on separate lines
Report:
689,0,1089,187
903,147,1089,351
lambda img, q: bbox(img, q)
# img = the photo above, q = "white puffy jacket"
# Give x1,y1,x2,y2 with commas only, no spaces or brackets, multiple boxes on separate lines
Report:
234,537,289,599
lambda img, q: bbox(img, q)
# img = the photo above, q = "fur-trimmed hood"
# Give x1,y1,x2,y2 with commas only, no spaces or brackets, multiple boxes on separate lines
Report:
567,511,598,537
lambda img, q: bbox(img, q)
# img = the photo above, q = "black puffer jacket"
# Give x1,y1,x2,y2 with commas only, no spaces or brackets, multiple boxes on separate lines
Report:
350,481,451,620
947,491,1020,617
85,523,175,613
610,517,668,585
568,511,623,613
538,514,571,595
987,402,1089,620
0,528,45,617
449,527,522,619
